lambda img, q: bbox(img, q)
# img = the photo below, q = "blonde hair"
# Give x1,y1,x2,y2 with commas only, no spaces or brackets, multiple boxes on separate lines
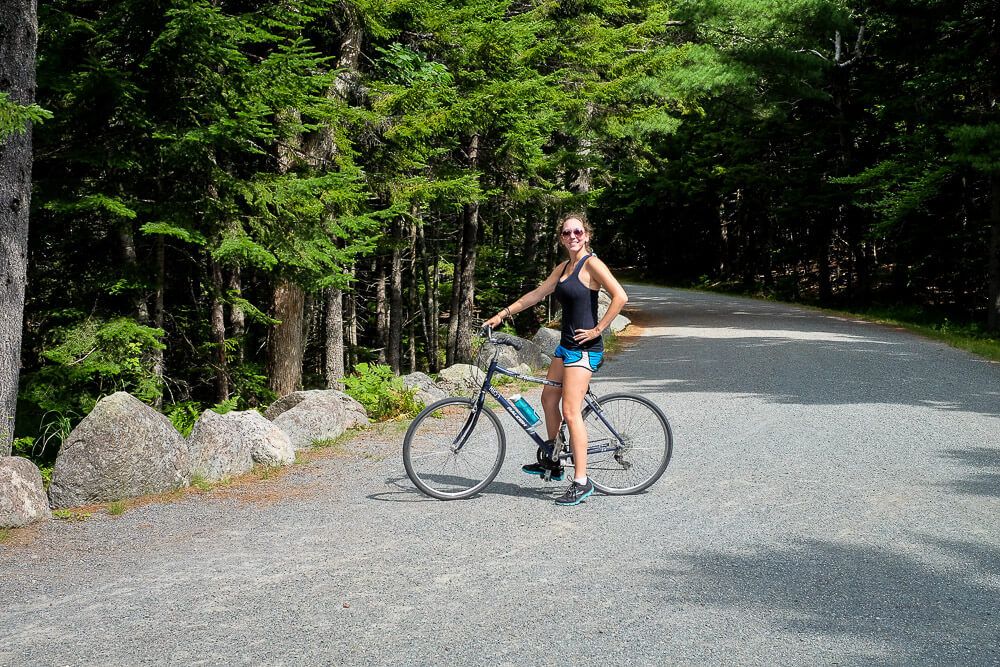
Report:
556,212,593,253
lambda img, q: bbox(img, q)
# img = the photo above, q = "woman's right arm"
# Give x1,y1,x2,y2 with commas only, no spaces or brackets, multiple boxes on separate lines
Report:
484,262,565,329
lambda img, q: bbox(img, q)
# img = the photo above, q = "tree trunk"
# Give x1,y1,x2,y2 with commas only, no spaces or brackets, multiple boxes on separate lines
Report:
450,134,480,364
325,286,345,389
388,221,404,373
304,9,363,381
718,200,730,277
227,267,245,364
0,0,38,453
346,274,358,369
417,221,440,372
119,224,150,323
375,257,388,364
408,218,419,373
454,201,480,363
988,10,1000,332
267,278,305,397
446,210,465,367
569,103,594,195
518,212,545,330
989,174,1000,332
208,257,229,402
151,237,165,409
304,1,363,164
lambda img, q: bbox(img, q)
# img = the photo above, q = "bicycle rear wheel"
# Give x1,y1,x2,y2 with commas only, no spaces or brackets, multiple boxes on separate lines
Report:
403,397,506,500
581,393,672,495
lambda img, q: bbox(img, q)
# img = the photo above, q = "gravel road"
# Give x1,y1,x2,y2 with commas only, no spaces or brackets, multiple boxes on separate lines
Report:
2,285,998,666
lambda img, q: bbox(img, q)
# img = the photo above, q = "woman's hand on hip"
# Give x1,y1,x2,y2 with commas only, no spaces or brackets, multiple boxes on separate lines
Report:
573,327,601,344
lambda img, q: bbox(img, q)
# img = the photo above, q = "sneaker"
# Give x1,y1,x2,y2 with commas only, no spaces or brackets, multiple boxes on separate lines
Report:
555,478,595,506
521,462,565,481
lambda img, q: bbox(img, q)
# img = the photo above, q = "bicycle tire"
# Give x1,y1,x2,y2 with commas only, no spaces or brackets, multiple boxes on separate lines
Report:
580,392,672,495
403,397,506,500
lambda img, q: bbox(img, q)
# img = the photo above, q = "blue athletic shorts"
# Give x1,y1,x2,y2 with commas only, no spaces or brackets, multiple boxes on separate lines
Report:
554,345,604,373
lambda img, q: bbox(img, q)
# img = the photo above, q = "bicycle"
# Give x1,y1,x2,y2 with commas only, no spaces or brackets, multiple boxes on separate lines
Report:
402,326,673,500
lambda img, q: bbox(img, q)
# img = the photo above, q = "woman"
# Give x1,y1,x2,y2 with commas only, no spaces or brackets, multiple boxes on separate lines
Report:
484,213,628,506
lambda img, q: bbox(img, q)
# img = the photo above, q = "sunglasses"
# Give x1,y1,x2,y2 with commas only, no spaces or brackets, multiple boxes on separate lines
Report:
561,228,586,238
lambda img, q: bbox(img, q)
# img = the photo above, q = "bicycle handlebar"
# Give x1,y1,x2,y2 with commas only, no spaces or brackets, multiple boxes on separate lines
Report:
478,325,523,351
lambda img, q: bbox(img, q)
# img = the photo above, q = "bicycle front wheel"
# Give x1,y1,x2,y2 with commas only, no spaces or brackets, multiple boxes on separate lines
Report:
403,397,506,500
581,393,672,495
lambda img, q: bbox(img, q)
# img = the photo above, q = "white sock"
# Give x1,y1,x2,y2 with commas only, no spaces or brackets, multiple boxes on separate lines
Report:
574,476,588,485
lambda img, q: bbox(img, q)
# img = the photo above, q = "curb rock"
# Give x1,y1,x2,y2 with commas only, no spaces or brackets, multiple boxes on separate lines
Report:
188,410,294,482
0,457,50,528
49,392,189,508
265,390,369,450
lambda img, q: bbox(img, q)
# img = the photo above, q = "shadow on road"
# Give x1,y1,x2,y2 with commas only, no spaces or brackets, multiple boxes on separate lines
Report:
615,287,1000,419
370,476,556,503
941,447,1000,498
652,536,1000,664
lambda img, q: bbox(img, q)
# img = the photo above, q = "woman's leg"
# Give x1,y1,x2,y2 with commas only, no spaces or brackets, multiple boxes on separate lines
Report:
541,358,565,442
560,366,592,478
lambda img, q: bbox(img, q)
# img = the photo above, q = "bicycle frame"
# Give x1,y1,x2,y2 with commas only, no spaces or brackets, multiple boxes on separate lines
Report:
451,352,626,460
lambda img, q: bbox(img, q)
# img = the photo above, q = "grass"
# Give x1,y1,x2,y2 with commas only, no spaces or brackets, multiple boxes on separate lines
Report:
52,509,92,522
0,529,9,543
312,427,364,452
106,500,127,516
826,307,1000,362
602,329,625,355
189,473,213,492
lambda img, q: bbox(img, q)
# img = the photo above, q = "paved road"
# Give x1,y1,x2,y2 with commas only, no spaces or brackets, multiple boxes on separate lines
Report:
2,285,999,665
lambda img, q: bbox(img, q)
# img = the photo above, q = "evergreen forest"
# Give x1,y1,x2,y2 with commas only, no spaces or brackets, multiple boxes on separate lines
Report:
1,0,998,464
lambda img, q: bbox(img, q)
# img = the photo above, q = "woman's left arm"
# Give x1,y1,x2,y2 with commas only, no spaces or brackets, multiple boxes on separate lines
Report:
572,258,629,345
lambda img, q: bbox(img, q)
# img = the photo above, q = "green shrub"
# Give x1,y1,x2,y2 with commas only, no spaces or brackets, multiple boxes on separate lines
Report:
210,396,239,415
165,396,242,437
18,317,165,456
228,363,276,408
343,363,421,421
165,401,202,437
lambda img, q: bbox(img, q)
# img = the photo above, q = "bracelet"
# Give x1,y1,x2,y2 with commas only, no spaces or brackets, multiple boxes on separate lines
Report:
502,307,512,319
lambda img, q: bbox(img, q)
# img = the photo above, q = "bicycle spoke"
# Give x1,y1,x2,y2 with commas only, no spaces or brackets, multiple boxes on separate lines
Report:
403,398,506,499
582,394,672,495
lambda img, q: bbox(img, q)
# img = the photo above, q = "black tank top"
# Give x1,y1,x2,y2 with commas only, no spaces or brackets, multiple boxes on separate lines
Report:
554,254,603,351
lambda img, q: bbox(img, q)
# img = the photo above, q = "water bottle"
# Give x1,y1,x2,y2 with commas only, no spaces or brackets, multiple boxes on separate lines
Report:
510,394,541,429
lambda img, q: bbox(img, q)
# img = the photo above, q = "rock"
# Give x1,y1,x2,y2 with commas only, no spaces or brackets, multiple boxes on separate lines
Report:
401,372,447,407
0,457,50,527
248,417,296,467
188,410,293,482
531,327,562,352
477,341,520,369
598,288,613,310
515,338,551,369
263,390,321,420
268,390,369,449
49,392,189,508
609,314,631,334
480,334,551,370
437,364,486,393
512,363,532,376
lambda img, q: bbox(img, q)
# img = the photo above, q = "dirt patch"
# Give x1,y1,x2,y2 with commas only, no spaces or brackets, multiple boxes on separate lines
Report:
613,305,653,349
0,522,46,550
